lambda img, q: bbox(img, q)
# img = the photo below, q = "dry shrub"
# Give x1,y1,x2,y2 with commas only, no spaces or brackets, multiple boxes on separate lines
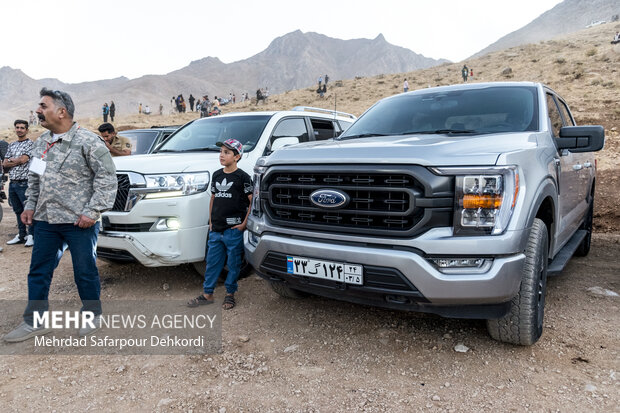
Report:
586,48,597,57
554,57,566,64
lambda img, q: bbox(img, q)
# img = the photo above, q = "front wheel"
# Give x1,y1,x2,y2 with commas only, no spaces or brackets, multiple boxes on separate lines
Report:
486,218,549,345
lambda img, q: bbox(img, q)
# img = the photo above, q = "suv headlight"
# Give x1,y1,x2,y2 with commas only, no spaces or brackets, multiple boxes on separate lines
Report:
433,166,520,235
142,172,210,199
251,160,268,217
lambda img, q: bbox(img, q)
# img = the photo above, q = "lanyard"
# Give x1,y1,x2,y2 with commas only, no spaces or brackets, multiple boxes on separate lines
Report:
41,141,58,159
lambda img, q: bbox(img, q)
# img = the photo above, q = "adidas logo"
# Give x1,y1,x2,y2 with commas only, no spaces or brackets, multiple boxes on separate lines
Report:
216,178,233,192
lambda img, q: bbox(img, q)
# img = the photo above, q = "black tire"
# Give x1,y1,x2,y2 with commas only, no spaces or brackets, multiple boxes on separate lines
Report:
487,218,549,345
575,199,593,257
269,281,307,299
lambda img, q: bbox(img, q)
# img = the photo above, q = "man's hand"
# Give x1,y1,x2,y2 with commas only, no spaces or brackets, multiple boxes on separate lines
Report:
21,209,34,226
75,214,96,228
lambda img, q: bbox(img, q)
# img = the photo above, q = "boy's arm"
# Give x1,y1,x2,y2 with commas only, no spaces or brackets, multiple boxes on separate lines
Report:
208,193,215,231
232,194,252,232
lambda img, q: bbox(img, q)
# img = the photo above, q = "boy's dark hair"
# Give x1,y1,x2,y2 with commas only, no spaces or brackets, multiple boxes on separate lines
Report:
98,123,115,134
40,88,75,118
14,119,28,129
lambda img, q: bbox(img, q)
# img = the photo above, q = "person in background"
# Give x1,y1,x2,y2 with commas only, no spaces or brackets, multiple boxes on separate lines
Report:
109,101,116,122
98,123,132,156
403,78,409,93
2,120,35,247
102,102,109,122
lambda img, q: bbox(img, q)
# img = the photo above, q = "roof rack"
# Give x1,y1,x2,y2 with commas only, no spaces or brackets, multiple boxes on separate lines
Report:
291,106,356,119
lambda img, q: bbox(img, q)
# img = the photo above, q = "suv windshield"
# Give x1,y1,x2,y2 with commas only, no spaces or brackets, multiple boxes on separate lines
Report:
155,115,271,153
340,86,539,139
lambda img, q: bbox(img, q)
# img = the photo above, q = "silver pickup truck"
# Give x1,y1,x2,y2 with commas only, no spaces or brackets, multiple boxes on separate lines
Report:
244,82,605,345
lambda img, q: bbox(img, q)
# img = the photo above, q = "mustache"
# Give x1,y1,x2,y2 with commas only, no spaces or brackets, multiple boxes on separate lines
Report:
38,114,45,121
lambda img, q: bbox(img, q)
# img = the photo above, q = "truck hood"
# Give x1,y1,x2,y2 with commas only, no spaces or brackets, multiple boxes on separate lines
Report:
113,152,221,174
266,133,539,166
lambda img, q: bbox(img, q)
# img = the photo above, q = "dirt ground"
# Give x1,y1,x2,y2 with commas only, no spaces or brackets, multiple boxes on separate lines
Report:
0,198,619,412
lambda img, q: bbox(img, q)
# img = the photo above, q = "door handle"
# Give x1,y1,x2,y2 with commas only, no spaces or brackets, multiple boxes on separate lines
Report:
572,164,583,171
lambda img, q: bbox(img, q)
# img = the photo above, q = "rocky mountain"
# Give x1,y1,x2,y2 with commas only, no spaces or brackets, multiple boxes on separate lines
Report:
0,31,447,127
472,0,619,58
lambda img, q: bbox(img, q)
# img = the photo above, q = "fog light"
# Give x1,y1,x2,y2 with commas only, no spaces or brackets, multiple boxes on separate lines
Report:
152,218,180,231
428,258,492,274
166,218,180,230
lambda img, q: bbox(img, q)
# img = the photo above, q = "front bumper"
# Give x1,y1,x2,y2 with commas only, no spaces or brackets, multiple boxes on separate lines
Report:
97,192,209,266
244,228,527,318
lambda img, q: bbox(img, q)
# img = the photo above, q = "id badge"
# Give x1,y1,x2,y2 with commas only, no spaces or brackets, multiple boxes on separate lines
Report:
30,157,47,175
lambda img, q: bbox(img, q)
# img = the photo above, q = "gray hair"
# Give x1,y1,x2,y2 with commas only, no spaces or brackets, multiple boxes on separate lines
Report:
39,88,75,118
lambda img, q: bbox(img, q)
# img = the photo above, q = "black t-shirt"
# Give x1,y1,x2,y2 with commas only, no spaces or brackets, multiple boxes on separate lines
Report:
210,168,253,232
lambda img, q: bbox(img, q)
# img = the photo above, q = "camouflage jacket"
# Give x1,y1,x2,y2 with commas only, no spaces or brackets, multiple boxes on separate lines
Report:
25,122,117,223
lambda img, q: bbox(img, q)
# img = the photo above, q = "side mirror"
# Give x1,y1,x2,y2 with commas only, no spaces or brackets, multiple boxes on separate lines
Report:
557,126,605,153
271,137,299,152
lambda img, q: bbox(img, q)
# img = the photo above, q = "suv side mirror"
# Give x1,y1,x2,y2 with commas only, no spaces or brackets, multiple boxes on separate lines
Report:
271,137,300,152
557,126,605,153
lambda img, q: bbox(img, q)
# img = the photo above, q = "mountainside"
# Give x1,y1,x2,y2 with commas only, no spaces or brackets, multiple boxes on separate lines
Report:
0,31,447,127
472,0,619,58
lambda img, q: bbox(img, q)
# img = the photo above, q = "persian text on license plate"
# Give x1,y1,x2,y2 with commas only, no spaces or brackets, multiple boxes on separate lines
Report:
286,256,363,285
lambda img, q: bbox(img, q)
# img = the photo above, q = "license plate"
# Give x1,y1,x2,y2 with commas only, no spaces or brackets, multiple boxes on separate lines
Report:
286,256,363,285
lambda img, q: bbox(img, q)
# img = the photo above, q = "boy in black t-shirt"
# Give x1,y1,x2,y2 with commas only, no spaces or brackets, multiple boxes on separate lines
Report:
187,139,253,310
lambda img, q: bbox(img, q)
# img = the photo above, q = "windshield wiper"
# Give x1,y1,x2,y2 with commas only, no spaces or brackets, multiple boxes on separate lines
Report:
188,147,221,152
154,149,180,153
337,133,389,140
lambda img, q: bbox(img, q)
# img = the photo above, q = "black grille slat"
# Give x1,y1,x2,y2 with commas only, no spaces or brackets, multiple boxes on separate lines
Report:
112,174,130,212
102,222,154,232
261,252,420,293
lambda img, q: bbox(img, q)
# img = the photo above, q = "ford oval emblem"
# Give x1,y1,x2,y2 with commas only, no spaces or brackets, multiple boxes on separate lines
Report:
309,189,349,209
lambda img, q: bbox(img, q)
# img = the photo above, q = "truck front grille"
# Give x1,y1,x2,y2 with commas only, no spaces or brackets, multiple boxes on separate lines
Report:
261,165,454,237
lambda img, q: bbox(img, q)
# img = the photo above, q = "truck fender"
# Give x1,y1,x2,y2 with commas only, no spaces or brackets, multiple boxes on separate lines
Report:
524,177,557,252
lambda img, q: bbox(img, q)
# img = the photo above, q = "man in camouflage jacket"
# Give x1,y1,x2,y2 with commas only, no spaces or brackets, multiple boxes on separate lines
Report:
4,88,117,343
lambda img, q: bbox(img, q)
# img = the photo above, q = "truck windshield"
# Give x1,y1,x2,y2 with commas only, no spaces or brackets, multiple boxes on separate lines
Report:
154,115,271,153
340,86,539,139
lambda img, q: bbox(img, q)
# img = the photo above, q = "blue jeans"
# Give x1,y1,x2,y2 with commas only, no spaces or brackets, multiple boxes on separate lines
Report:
8,180,32,239
23,220,102,325
202,228,244,295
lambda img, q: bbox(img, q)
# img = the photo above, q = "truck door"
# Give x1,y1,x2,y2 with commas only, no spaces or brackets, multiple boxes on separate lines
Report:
546,93,580,242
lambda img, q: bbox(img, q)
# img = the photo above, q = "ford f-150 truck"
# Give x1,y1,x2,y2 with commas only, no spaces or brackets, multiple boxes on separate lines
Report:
97,107,355,274
244,82,605,345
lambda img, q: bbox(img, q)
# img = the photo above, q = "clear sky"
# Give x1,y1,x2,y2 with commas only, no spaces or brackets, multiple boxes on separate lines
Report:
1,0,563,84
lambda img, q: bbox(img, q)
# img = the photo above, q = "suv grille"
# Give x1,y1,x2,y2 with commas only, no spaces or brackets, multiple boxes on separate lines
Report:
261,165,454,237
112,174,130,212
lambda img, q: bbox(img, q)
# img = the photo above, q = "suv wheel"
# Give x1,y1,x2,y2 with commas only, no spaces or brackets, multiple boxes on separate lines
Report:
486,218,549,345
575,198,593,257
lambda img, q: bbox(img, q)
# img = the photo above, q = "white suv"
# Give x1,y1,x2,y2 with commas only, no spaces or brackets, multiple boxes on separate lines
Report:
97,107,356,273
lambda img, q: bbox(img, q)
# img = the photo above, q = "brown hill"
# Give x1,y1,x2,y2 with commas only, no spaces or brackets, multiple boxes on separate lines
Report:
2,23,618,231
473,0,620,58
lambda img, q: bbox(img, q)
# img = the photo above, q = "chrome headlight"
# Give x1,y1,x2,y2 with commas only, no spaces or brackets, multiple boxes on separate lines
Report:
433,166,520,235
142,172,210,199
